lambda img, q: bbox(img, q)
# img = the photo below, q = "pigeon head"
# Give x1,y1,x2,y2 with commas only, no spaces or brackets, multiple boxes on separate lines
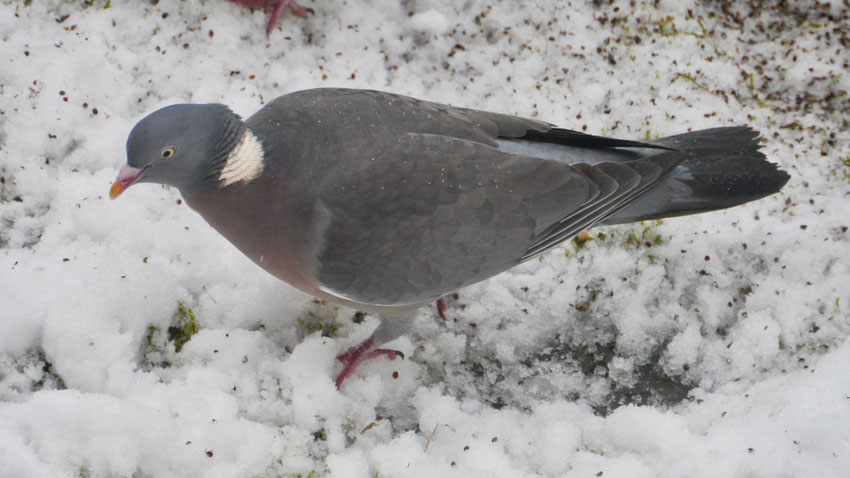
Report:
110,103,260,199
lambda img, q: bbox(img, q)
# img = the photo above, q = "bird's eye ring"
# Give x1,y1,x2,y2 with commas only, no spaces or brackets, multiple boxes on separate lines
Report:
161,147,176,159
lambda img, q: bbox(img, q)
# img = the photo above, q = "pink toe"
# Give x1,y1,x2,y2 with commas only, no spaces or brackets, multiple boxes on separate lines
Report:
335,338,403,389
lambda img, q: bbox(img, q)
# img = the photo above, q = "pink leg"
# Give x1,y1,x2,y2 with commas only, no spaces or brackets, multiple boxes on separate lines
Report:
265,0,313,35
335,337,404,389
436,297,448,320
284,0,312,18
265,2,284,35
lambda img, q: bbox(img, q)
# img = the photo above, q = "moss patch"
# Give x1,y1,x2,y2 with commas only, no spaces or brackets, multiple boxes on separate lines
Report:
624,221,664,249
168,301,199,353
142,301,201,368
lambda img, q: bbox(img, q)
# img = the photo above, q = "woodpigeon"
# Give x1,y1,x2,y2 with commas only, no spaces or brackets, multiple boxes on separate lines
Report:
111,88,789,388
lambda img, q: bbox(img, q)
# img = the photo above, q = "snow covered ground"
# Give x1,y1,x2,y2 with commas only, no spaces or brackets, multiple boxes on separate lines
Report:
1,0,849,476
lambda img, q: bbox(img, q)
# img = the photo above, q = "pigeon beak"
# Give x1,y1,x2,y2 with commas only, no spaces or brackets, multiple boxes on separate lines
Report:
109,165,146,200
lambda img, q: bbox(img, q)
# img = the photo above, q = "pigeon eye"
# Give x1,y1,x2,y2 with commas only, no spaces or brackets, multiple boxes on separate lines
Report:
161,147,176,159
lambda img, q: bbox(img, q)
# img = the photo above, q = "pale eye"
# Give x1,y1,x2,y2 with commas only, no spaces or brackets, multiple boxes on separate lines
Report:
161,147,176,159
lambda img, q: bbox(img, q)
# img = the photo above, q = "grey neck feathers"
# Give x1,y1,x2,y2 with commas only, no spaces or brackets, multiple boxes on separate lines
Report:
206,111,265,187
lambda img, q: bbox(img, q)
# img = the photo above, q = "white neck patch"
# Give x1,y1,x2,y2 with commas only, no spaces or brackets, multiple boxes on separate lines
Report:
218,131,264,187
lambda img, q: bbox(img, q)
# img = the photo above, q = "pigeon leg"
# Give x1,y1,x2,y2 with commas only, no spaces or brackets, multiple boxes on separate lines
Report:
436,297,448,320
284,0,313,18
265,2,284,35
264,0,313,36
335,337,404,389
335,310,414,389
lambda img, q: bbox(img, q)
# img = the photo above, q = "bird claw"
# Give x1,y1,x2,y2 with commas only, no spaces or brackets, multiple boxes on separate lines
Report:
252,0,311,36
436,297,448,320
335,338,403,389
371,349,404,360
287,3,314,18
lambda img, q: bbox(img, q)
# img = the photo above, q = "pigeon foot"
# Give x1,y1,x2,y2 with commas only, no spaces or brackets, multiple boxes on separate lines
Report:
226,0,312,35
335,337,404,389
266,0,313,35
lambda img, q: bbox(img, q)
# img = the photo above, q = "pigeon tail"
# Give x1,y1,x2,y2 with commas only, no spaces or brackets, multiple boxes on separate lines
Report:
601,127,789,225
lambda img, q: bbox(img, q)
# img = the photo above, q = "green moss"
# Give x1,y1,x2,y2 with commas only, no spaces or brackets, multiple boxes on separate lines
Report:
795,337,827,354
297,316,340,338
745,73,770,108
654,16,707,38
675,72,708,94
295,472,317,478
167,301,199,353
624,221,664,249
835,155,850,180
564,230,610,257
79,0,111,8
572,233,592,250
694,18,707,37
145,324,156,339
145,324,159,348
656,16,675,36
299,318,339,337
252,470,316,478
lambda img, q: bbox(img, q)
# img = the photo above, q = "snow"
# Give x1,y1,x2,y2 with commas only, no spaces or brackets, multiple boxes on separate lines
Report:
1,0,849,477
409,10,450,35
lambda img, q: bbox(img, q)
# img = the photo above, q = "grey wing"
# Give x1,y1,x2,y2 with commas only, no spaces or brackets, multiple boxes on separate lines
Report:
314,133,591,306
313,133,682,306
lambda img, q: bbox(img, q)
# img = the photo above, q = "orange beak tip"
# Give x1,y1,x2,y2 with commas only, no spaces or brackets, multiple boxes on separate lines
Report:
109,180,124,200
109,165,145,200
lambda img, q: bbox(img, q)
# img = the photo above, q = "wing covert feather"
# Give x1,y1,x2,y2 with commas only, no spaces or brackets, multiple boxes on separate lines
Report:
315,133,590,305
